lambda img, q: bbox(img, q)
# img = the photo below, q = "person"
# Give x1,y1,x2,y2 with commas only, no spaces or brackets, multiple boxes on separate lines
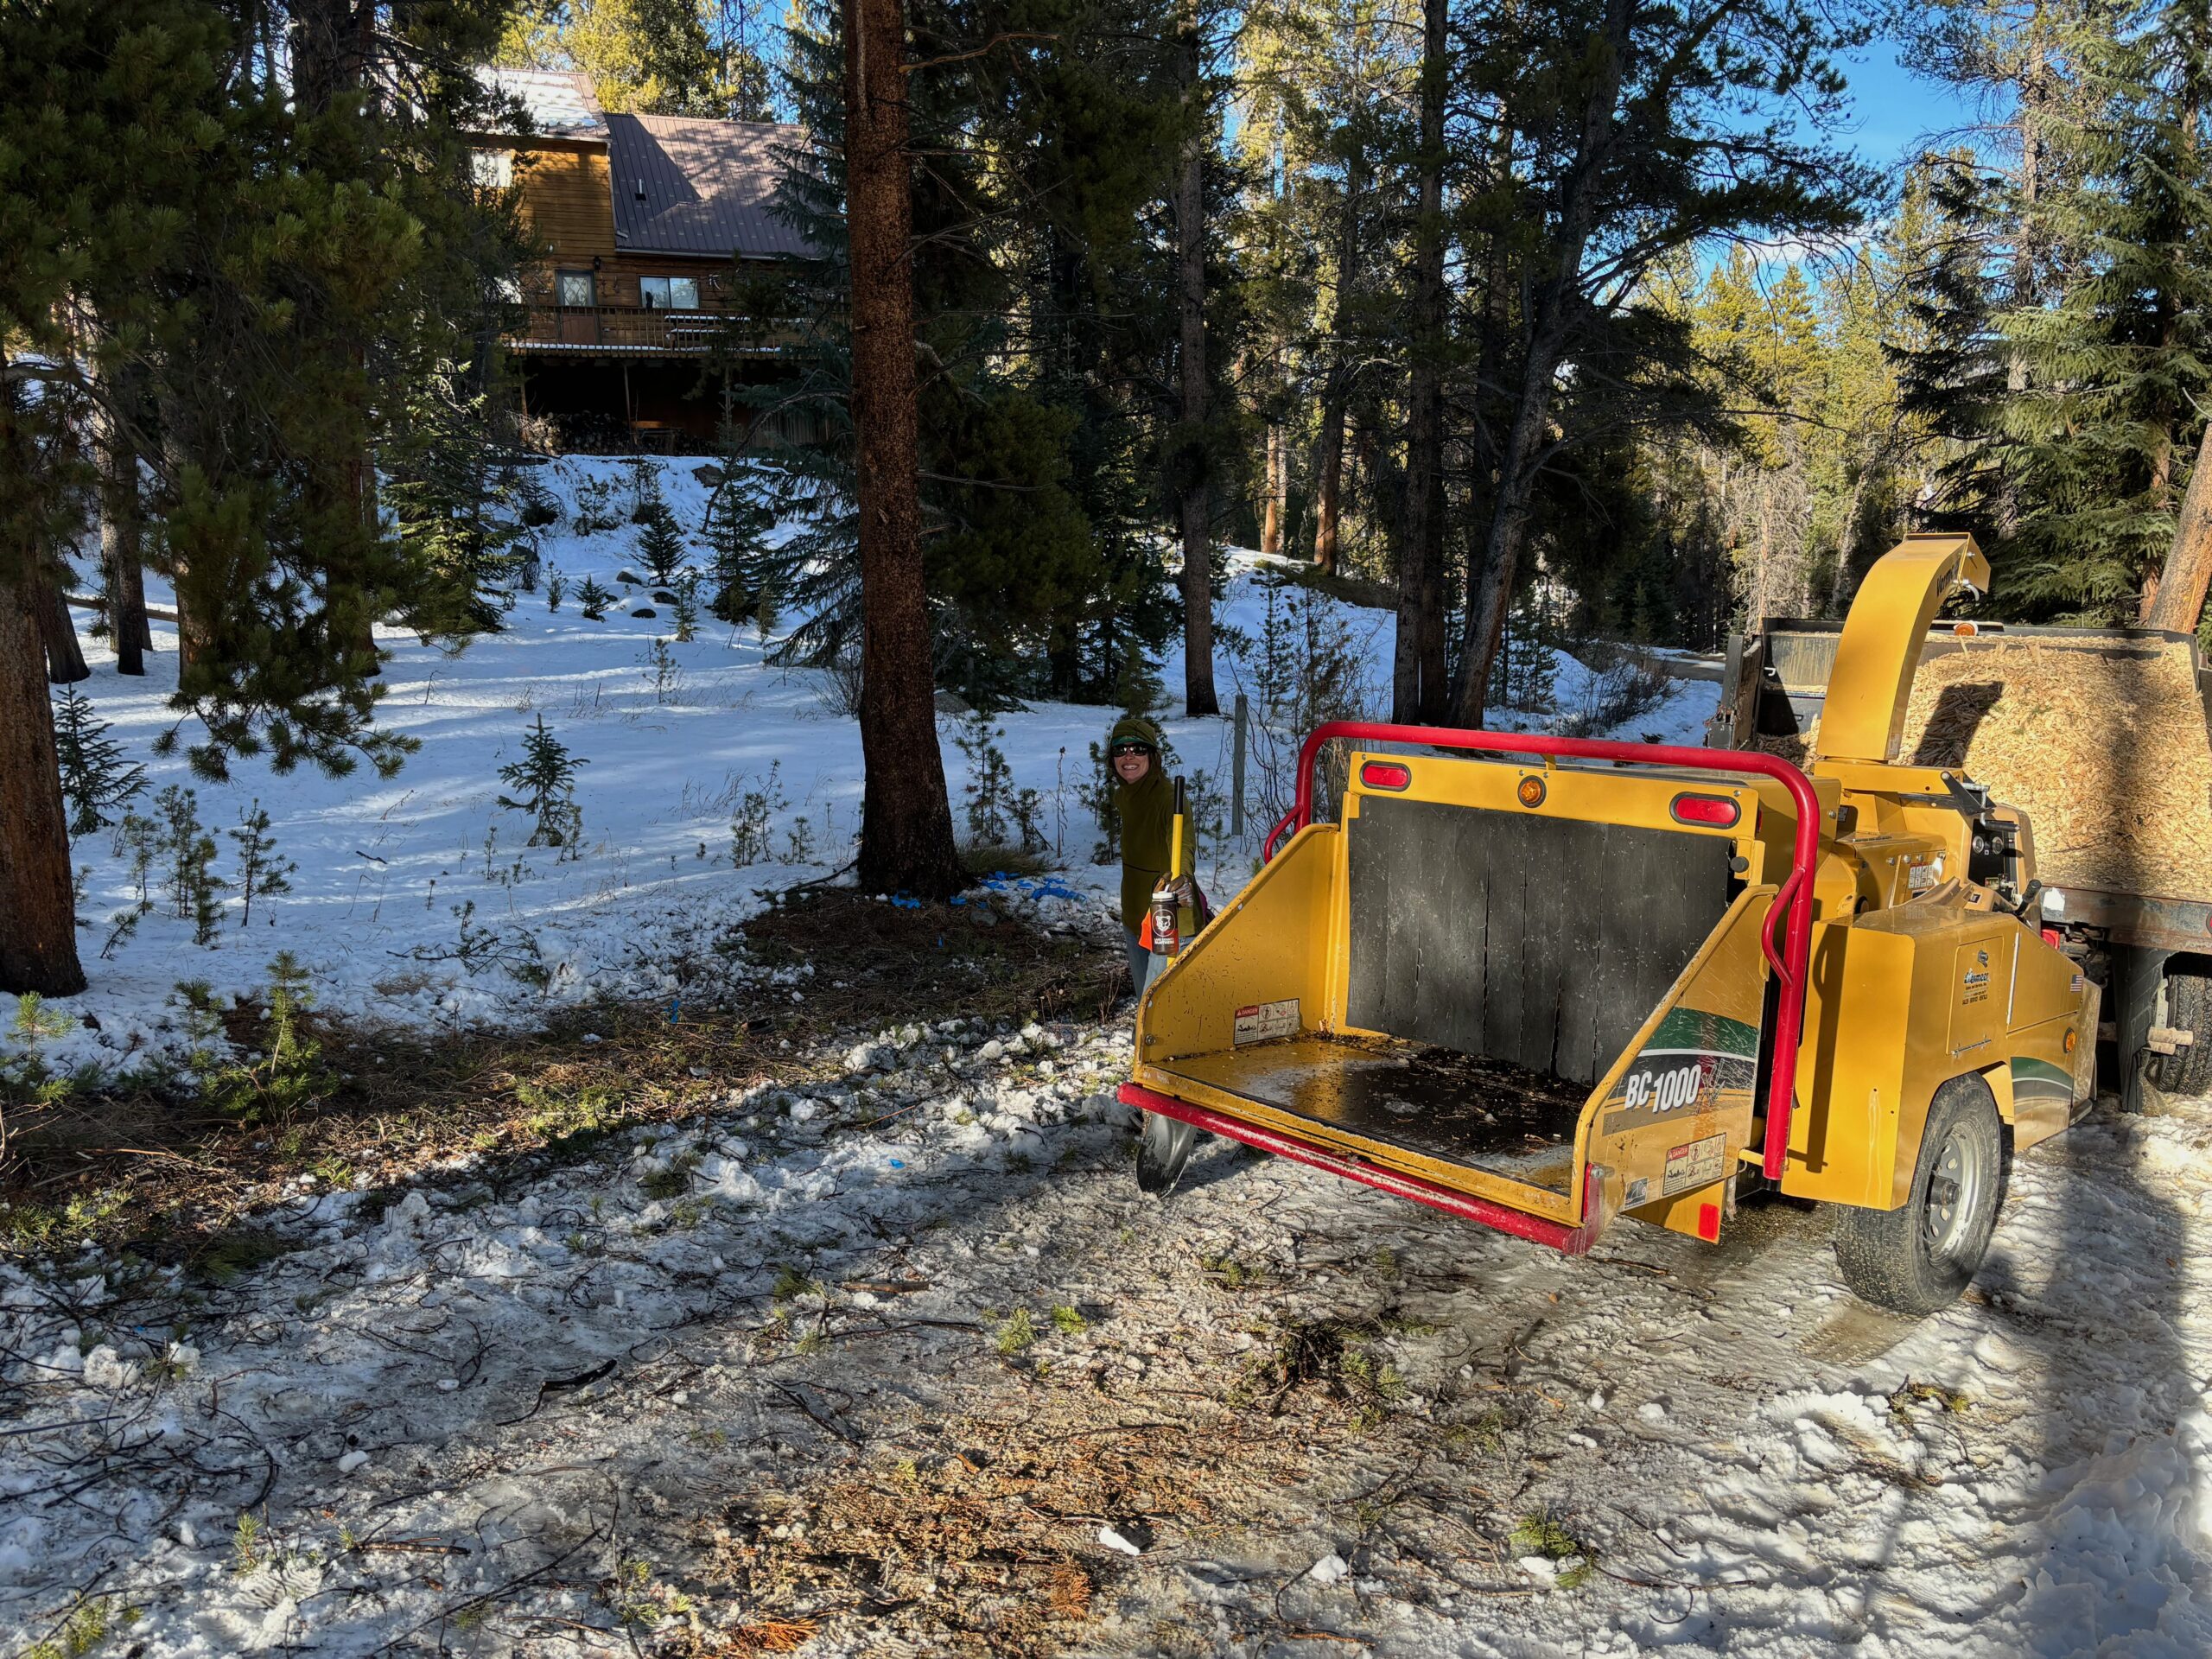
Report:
1109,714,1173,1000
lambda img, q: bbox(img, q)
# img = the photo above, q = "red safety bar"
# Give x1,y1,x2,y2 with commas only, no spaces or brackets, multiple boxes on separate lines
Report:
1255,721,1821,1182
1120,1083,1608,1253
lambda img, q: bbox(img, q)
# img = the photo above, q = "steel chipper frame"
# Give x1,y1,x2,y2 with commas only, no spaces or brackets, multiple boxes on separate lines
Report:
1119,721,1821,1250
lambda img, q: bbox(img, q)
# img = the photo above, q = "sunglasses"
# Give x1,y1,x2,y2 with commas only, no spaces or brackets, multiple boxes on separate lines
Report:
1110,743,1154,758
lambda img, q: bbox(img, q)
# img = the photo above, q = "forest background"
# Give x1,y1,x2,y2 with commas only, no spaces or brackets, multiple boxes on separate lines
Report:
502,0,2212,720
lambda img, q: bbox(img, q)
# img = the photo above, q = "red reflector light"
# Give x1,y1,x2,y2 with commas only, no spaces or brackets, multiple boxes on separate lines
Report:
1671,792,1740,828
1360,760,1411,791
2042,926,2063,949
1697,1202,1721,1242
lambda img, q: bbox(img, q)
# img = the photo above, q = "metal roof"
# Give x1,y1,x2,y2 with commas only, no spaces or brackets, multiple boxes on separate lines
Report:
481,67,607,140
606,114,814,260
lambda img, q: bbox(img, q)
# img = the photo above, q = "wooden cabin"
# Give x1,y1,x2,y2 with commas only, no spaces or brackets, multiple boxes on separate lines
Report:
476,70,815,451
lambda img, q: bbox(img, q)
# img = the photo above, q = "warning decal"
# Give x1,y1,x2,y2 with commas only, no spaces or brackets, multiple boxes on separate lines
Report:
1233,998,1300,1046
1662,1132,1728,1197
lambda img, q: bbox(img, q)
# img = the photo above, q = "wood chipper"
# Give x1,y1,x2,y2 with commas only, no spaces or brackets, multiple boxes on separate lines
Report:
1120,536,2100,1313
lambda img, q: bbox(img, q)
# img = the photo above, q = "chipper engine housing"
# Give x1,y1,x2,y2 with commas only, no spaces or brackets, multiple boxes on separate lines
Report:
1121,537,2100,1312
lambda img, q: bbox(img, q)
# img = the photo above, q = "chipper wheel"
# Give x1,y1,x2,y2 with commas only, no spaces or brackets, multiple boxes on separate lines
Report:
1135,1111,1198,1195
1834,1076,2005,1315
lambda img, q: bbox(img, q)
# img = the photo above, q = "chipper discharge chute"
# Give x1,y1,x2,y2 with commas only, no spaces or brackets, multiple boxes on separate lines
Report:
1121,535,2101,1313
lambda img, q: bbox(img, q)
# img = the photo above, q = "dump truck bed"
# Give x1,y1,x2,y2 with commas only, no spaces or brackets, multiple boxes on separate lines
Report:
1148,1033,1585,1192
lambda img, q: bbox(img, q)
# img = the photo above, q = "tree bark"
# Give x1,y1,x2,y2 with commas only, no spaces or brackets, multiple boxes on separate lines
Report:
845,0,962,898
1262,420,1284,557
1174,4,1218,717
1395,0,1448,723
36,581,89,684
1314,148,1363,576
2148,417,2212,633
99,389,150,675
292,0,383,679
0,587,86,996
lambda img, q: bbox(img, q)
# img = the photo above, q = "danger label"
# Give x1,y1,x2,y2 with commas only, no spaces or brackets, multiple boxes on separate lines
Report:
1662,1132,1728,1197
1233,999,1300,1046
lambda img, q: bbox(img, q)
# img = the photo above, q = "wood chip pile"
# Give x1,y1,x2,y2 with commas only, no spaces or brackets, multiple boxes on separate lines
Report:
1747,636,2212,893
1894,638,2212,896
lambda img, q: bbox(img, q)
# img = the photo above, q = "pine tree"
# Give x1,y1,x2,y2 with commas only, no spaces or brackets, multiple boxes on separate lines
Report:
636,502,690,586
702,451,777,626
576,575,614,620
497,715,588,850
385,359,531,638
1440,0,1874,723
50,686,147,840
228,799,296,930
3,0,523,993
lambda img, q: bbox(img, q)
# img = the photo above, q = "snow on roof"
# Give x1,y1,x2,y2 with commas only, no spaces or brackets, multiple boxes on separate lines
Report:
606,113,815,261
481,67,607,140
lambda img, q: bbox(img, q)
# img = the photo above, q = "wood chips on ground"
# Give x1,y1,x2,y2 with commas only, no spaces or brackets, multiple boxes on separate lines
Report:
1756,637,2212,898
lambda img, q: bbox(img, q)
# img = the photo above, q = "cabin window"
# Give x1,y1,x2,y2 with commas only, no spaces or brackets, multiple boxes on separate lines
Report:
556,270,595,308
471,149,512,189
639,275,700,311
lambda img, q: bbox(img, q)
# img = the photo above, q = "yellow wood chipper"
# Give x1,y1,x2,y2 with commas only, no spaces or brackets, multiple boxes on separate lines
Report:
1120,536,2099,1313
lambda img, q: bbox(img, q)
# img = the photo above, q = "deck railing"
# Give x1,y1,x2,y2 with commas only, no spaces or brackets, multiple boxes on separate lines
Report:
511,305,746,353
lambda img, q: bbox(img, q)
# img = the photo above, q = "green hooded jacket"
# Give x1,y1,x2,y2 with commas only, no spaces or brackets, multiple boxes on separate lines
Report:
1109,715,1173,933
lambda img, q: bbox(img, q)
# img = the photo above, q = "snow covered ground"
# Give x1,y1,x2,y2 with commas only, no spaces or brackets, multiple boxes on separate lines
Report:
4,1009,2209,1657
11,451,1715,1082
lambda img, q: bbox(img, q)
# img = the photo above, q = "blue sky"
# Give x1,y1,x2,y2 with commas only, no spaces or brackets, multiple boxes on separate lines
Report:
1838,36,1990,168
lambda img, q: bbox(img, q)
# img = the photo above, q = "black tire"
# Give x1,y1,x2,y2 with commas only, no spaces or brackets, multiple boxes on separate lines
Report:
1834,1076,2005,1315
1135,1111,1198,1195
2145,968,2212,1096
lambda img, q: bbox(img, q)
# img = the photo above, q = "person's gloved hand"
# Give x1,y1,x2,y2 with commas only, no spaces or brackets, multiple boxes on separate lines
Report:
1154,874,1193,905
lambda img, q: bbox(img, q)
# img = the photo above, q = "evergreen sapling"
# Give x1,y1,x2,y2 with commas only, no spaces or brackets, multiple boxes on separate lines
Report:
51,686,147,839
636,501,689,586
702,469,776,627
498,715,587,853
576,575,613,620
228,799,296,929
154,785,226,944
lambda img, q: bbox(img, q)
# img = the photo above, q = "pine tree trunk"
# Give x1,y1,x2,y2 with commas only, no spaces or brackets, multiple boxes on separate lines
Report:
1175,5,1218,718
1313,151,1362,577
2148,417,2212,633
845,0,962,899
1395,0,1449,723
0,585,86,995
292,0,383,680
1262,421,1284,556
37,580,89,684
1998,50,2045,543
99,390,150,675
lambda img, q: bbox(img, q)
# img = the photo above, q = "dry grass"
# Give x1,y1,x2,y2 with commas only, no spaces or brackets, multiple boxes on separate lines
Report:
0,888,1117,1262
701,1390,1307,1658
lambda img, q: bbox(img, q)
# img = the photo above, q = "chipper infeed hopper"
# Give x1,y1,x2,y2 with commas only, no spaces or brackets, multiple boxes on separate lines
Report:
1121,537,2102,1313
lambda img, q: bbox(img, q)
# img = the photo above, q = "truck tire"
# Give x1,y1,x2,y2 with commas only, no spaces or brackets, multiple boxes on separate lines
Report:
1834,1076,2004,1315
1135,1111,1198,1194
2146,967,2212,1097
